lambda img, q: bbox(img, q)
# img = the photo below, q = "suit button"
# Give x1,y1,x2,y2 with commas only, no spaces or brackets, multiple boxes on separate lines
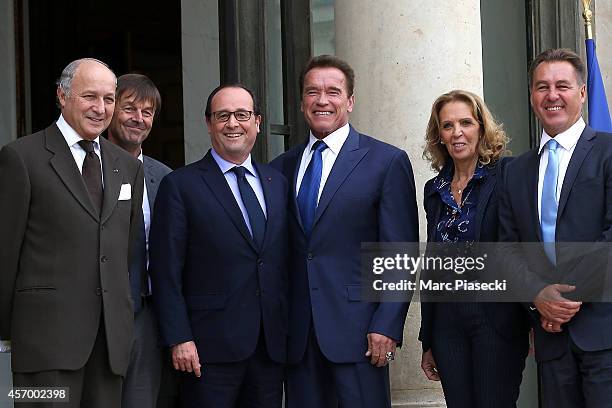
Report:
307,253,313,260
100,225,105,230
258,259,264,267
100,256,108,263
95,288,102,296
255,289,261,297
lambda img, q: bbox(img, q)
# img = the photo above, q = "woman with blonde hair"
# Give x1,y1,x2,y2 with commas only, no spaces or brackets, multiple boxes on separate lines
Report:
419,90,529,407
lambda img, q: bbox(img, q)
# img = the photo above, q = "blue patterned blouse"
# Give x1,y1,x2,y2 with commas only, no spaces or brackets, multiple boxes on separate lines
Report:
434,162,488,243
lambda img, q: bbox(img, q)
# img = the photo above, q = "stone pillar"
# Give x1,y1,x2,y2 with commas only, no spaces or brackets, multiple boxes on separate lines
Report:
0,0,17,148
595,0,612,112
181,0,220,164
334,1,484,406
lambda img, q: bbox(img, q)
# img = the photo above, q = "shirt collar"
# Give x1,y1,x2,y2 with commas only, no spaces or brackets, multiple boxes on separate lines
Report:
538,117,586,154
56,114,101,148
306,123,350,155
210,148,257,177
137,152,144,163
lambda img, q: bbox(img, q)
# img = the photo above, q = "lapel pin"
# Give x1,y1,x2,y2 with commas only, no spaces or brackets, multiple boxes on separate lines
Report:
267,177,272,181
113,168,119,173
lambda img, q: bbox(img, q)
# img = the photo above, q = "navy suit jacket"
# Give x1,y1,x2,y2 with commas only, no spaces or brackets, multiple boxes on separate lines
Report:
419,158,529,352
499,126,612,362
271,126,419,364
149,151,289,364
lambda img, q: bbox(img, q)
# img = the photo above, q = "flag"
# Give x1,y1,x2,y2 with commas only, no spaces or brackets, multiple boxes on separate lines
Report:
585,38,612,132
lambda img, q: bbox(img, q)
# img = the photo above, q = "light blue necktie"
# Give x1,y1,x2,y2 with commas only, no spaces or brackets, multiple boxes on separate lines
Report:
541,139,560,263
297,141,328,238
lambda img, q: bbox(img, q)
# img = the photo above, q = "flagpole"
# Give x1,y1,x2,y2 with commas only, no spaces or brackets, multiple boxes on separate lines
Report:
582,0,593,39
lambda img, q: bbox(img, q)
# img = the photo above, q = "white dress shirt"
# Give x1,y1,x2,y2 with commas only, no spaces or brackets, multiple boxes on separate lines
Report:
295,123,350,202
537,117,586,222
56,114,104,185
211,149,267,237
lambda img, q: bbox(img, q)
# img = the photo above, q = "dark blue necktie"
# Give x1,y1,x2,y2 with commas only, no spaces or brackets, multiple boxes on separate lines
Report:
541,139,560,263
297,140,328,238
232,166,266,249
129,210,147,314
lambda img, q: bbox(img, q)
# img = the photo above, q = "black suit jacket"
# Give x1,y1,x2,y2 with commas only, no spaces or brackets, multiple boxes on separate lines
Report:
150,151,289,363
0,124,144,375
419,158,529,352
499,125,612,362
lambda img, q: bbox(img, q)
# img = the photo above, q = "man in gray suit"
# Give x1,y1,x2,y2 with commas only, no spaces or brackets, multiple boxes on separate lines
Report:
0,58,144,407
107,74,172,408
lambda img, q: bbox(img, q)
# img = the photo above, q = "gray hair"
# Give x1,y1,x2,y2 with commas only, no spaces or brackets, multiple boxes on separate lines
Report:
56,58,113,96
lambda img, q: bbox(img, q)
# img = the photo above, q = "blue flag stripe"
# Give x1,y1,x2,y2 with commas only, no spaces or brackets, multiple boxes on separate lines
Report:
586,38,612,132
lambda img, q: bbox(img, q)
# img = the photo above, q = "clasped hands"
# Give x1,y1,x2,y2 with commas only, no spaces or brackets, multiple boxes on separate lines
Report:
534,284,582,333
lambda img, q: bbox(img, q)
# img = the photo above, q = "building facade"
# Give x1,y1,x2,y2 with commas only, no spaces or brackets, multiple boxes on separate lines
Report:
1,1,611,406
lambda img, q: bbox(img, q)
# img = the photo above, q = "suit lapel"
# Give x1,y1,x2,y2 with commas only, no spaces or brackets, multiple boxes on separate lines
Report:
100,138,123,225
525,149,542,241
288,144,307,234
254,162,276,252
557,127,595,219
313,127,369,228
143,156,157,207
198,152,258,252
46,124,99,221
473,164,497,241
424,181,442,242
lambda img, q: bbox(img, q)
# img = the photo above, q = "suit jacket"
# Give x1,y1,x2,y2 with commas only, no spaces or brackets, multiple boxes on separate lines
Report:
129,155,172,310
0,123,144,375
149,151,289,364
271,125,419,364
499,125,612,362
419,158,529,352
143,155,172,211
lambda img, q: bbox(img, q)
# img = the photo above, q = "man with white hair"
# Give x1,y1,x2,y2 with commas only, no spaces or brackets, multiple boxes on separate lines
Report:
0,58,144,407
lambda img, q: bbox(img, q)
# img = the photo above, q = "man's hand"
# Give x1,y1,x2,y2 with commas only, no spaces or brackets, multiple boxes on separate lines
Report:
534,284,581,324
171,341,202,377
421,349,440,381
540,316,563,333
365,333,397,367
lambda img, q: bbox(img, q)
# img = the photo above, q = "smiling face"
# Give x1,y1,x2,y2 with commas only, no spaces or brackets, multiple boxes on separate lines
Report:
301,67,354,139
530,61,586,136
438,100,481,166
206,87,261,164
108,93,156,155
57,60,116,141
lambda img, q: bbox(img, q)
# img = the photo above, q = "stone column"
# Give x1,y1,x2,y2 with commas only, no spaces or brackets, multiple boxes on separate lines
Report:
595,0,612,111
0,0,17,147
335,1,484,406
181,0,220,164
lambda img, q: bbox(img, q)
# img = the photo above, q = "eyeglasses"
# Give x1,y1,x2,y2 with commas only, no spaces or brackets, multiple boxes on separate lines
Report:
211,110,254,122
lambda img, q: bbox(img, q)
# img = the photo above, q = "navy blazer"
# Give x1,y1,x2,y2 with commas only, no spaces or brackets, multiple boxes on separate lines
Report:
149,151,289,364
419,157,529,352
271,126,419,364
499,126,612,362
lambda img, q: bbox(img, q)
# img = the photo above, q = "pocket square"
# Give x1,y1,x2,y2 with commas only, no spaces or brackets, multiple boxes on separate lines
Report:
118,183,132,201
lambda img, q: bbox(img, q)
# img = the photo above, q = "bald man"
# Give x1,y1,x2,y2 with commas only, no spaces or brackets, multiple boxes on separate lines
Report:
0,58,144,407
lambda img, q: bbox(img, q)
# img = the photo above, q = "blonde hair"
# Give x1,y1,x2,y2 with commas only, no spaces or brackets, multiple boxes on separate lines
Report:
423,90,509,172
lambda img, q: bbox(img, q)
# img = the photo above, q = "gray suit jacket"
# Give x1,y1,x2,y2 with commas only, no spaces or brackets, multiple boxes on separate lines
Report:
143,155,172,214
0,124,144,375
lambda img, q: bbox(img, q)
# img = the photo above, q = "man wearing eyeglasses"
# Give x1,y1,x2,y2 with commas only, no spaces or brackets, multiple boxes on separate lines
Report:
107,74,173,408
149,84,289,407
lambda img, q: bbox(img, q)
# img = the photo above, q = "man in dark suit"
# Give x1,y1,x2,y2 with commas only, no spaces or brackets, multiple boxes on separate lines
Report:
149,84,289,408
499,48,612,407
271,55,419,408
0,58,144,407
107,73,172,408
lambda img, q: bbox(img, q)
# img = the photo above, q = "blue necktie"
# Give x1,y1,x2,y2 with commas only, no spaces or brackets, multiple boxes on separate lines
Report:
541,139,560,263
297,141,328,238
232,166,266,249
